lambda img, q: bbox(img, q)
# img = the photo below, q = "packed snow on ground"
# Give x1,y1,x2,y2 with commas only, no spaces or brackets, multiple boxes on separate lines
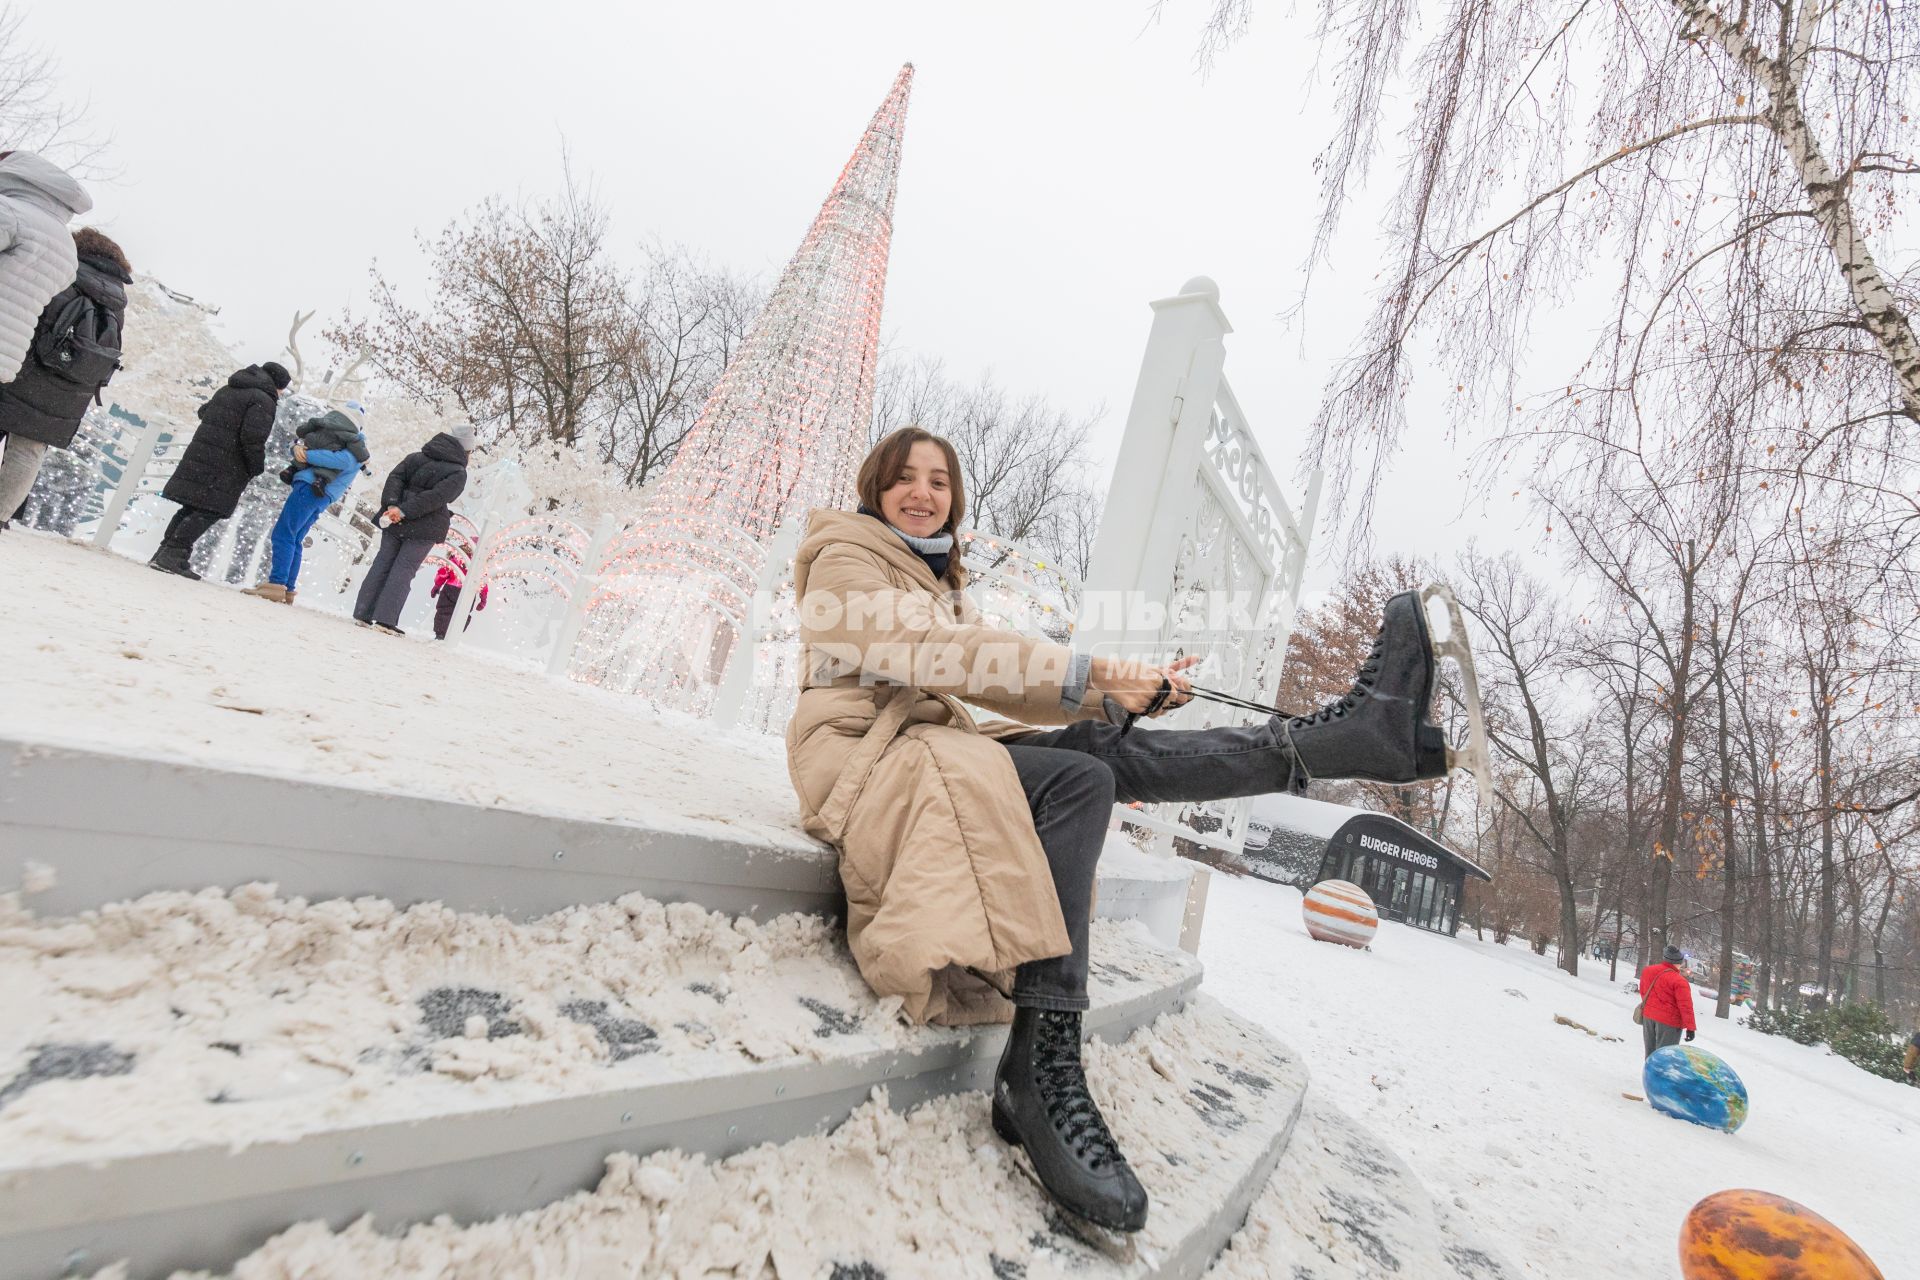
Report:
1199,872,1920,1279
0,532,812,853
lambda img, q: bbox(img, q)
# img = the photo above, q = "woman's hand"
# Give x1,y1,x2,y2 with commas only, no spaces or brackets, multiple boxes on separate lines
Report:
384,506,404,524
292,443,308,465
1092,654,1199,715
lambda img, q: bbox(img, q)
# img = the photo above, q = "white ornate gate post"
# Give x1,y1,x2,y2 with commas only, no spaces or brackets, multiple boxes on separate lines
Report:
446,459,532,651
710,516,806,730
90,411,168,550
1074,277,1231,663
546,514,622,678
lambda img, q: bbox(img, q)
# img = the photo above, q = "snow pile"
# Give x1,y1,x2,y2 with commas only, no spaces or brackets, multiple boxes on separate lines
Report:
111,280,245,432
1097,832,1195,884
0,535,812,851
78,1001,1300,1280
1199,873,1920,1279
0,881,1192,1171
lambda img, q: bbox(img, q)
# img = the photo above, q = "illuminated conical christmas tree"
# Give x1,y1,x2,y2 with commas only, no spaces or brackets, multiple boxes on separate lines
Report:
572,64,913,705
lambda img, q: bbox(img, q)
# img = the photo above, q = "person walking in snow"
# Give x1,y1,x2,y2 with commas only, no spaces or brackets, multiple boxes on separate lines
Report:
1639,944,1697,1058
428,547,488,640
244,402,370,605
352,423,473,634
1904,1029,1917,1084
785,426,1484,1236
149,362,292,577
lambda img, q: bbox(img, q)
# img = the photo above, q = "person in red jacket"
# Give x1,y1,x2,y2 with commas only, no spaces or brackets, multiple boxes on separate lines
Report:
1639,944,1698,1057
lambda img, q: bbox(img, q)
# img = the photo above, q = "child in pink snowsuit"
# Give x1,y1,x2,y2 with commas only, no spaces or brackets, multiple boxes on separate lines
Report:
429,555,487,640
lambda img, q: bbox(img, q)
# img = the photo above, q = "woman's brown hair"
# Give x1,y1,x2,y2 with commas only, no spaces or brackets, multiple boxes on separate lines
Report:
856,425,967,539
73,227,131,276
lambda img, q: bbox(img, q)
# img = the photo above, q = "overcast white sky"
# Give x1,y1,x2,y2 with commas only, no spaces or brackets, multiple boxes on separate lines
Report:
26,0,1546,593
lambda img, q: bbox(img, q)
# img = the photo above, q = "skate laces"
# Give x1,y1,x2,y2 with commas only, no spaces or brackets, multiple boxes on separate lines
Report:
1035,1013,1123,1169
1291,634,1384,727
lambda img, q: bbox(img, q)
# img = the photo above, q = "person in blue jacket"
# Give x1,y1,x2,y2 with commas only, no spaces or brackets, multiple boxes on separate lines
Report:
243,402,370,605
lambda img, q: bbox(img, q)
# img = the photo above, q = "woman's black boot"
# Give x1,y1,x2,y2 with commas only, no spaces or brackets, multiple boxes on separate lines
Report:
991,1007,1148,1233
1272,588,1449,787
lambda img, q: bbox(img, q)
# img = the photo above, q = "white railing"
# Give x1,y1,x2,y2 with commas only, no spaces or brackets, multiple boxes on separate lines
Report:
1074,277,1322,856
16,403,188,546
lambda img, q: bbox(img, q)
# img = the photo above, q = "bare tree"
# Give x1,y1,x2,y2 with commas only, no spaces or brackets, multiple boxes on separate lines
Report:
1454,547,1599,974
0,6,102,169
329,160,631,450
603,242,764,487
1189,0,1920,553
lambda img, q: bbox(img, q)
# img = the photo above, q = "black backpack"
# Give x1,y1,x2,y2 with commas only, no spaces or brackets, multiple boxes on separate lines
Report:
33,291,123,397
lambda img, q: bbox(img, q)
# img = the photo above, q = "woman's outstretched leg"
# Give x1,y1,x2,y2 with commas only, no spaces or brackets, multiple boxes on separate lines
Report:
995,744,1149,1234
1025,588,1453,803
1014,717,1290,804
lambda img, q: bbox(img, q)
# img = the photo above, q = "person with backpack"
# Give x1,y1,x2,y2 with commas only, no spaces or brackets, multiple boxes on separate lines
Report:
1638,944,1697,1058
243,402,370,605
149,362,293,577
352,423,474,633
0,227,129,526
0,152,92,383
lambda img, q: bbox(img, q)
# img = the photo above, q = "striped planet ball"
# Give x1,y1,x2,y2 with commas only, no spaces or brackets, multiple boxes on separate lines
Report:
1302,879,1379,948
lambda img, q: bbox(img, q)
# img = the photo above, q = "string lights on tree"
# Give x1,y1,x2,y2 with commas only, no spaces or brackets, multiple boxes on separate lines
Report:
569,64,916,708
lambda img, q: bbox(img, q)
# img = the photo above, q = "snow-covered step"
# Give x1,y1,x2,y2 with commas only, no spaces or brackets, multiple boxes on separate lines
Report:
0,886,1204,1280
25,998,1303,1280
0,737,840,924
1093,834,1197,951
1207,1094,1522,1279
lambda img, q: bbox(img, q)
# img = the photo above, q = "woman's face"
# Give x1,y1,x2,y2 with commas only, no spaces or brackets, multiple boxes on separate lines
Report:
879,440,953,539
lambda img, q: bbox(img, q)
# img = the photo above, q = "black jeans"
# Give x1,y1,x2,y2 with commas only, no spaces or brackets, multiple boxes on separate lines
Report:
1006,718,1292,1010
160,505,222,553
354,530,434,628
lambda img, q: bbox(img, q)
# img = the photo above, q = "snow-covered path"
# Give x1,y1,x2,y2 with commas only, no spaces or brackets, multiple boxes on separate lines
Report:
0,532,810,852
1199,872,1918,1279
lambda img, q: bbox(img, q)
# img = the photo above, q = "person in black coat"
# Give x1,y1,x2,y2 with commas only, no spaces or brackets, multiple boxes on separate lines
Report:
148,362,292,577
353,423,474,633
0,227,130,530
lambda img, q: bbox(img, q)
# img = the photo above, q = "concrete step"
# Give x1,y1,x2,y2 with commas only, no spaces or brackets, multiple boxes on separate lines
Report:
1,896,1202,1280
0,737,838,925
25,996,1305,1280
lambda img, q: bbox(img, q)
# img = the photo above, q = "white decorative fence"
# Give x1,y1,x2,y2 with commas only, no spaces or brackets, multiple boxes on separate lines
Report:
1074,276,1322,855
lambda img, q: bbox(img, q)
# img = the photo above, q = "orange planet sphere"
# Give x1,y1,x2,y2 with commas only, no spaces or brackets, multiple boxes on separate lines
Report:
1301,879,1379,948
1679,1189,1882,1280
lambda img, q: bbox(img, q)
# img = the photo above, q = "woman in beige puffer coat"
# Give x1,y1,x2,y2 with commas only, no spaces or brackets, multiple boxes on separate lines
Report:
788,426,1463,1234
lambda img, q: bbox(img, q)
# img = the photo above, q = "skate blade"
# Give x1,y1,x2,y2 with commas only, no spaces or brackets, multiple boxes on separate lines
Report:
1419,583,1494,814
999,1140,1148,1267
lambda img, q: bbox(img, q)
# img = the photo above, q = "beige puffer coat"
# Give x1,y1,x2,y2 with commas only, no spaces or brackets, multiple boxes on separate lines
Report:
785,509,1110,1026
0,152,92,383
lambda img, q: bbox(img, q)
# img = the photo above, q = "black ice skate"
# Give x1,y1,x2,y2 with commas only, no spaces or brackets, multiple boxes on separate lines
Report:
991,1007,1149,1237
1273,584,1492,809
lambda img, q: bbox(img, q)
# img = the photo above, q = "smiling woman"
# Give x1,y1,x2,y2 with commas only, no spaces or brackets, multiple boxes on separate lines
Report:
782,424,1482,1236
